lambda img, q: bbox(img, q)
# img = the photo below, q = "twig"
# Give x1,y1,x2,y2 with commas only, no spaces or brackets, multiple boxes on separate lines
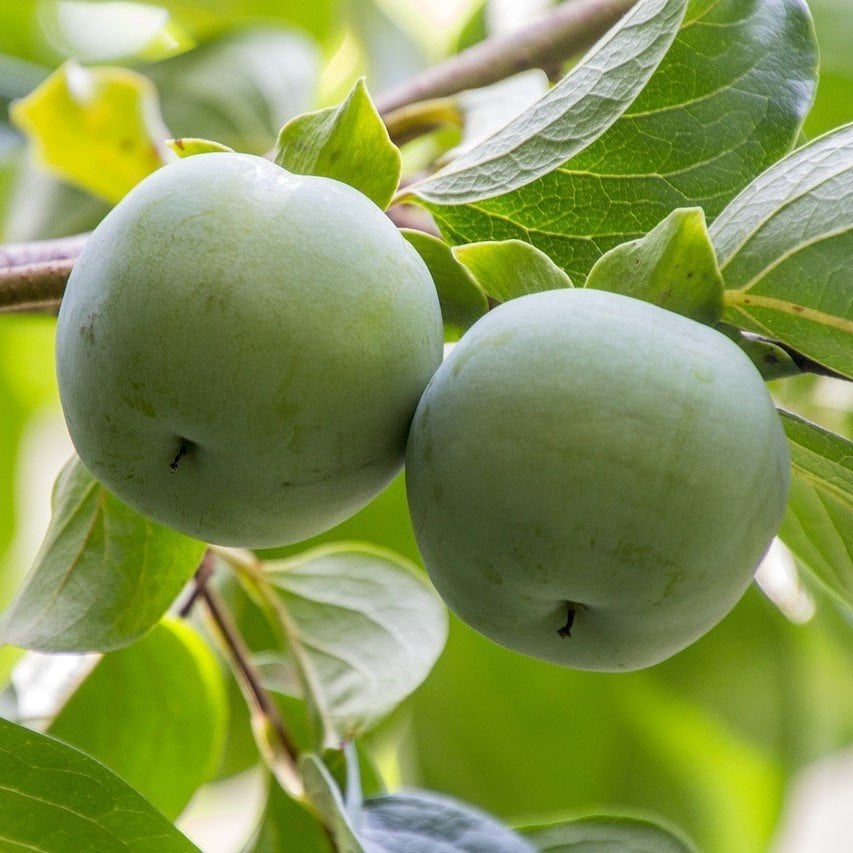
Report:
194,552,304,798
177,553,217,617
0,259,73,314
374,0,637,116
0,233,89,268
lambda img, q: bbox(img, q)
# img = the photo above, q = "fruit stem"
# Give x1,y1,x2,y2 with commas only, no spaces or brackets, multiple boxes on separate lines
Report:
193,550,305,799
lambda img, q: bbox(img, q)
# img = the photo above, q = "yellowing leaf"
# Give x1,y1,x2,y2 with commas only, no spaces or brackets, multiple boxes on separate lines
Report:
10,60,168,203
166,137,234,158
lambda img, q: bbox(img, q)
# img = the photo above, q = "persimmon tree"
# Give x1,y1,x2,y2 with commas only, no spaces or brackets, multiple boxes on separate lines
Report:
0,1,850,851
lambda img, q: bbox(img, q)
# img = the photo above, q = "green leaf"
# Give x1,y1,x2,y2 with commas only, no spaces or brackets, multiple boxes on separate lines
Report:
0,716,197,851
585,208,723,324
453,239,573,303
166,137,234,157
450,70,549,161
777,410,853,612
0,456,206,652
275,78,401,210
48,618,227,819
258,543,448,750
411,0,688,203
401,229,488,336
359,790,534,852
245,774,331,853
711,123,853,379
10,60,168,202
301,753,363,853
422,0,818,285
150,27,321,156
520,813,696,852
715,325,802,382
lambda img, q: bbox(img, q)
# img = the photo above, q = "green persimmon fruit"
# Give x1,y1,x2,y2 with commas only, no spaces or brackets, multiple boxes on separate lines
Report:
56,153,442,547
405,288,790,671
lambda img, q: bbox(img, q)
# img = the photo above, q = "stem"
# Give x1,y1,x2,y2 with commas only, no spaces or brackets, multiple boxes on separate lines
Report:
194,551,304,798
374,0,637,116
383,96,462,146
0,259,73,314
0,233,89,268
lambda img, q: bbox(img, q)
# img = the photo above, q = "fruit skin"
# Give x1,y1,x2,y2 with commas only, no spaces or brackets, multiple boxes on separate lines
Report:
56,153,443,548
405,288,790,671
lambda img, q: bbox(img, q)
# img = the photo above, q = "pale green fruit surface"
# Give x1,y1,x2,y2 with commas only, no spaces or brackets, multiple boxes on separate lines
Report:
405,289,790,672
56,153,443,547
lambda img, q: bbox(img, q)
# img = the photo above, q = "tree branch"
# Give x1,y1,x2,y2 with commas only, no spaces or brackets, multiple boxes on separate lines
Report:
194,551,304,798
0,259,73,314
0,233,89,268
375,0,637,116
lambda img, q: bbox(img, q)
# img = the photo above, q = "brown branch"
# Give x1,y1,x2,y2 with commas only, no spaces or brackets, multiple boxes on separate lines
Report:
0,232,89,268
375,0,637,116
194,552,303,798
0,259,73,314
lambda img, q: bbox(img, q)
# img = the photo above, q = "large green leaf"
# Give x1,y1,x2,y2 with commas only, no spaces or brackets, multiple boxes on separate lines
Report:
0,456,206,652
521,813,696,852
711,123,853,378
48,618,226,819
0,716,197,851
421,0,817,285
301,753,363,852
256,543,448,750
412,0,688,202
275,78,400,210
777,410,853,612
359,790,534,852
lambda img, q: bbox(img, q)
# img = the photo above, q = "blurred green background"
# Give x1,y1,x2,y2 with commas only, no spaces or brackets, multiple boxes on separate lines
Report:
1,2,851,851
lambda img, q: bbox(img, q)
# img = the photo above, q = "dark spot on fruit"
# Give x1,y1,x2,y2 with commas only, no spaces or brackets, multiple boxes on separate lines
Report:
170,439,193,472
80,315,97,345
558,602,582,638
